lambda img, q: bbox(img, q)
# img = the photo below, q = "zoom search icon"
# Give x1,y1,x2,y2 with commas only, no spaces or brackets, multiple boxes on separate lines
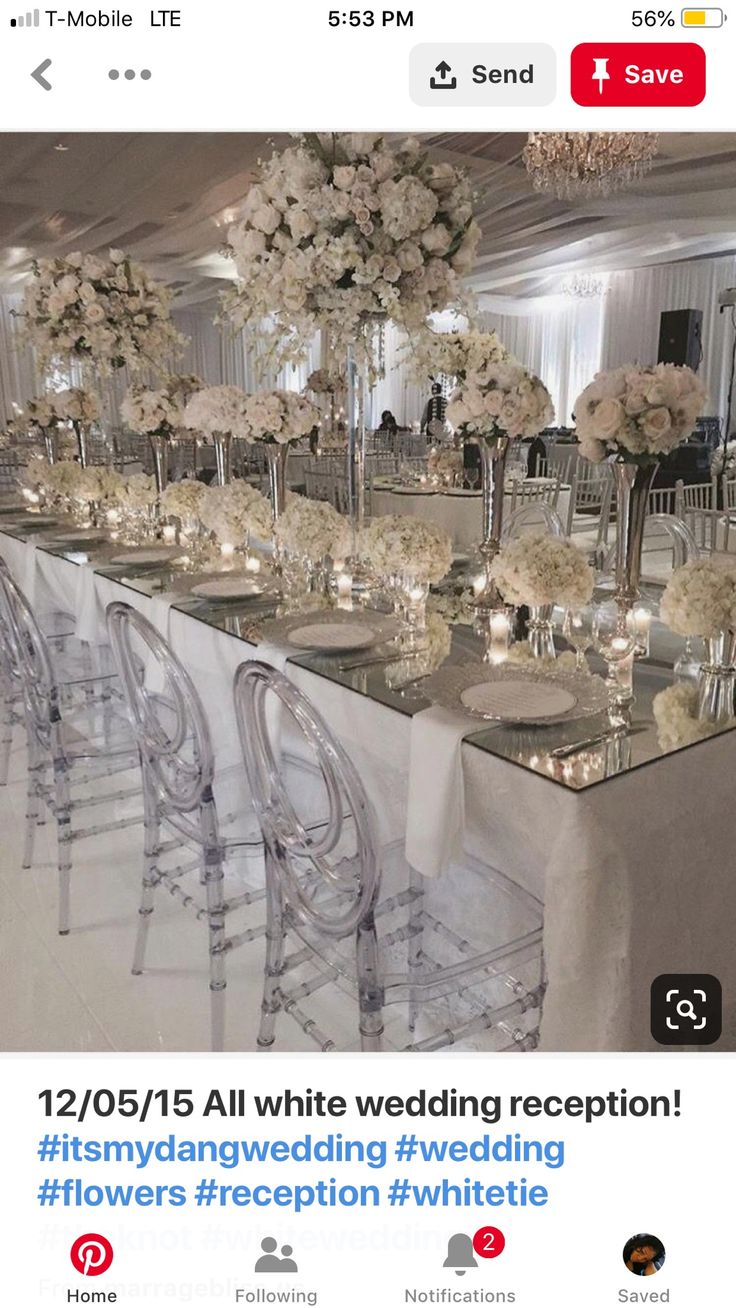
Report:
70,1234,114,1277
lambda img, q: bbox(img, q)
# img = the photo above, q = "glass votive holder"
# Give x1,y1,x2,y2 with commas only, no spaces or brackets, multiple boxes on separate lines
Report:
626,602,652,657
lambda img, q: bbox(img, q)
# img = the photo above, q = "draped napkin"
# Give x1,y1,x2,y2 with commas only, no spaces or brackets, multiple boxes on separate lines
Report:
405,703,478,879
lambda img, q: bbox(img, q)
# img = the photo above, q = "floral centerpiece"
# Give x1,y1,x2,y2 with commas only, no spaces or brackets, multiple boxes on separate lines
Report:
362,514,453,584
115,472,159,513
241,389,320,521
306,367,347,448
123,374,203,490
428,447,463,484
53,386,102,465
22,394,63,462
306,368,344,396
712,439,736,479
160,477,209,530
199,480,273,548
660,558,736,725
444,347,554,610
20,249,186,376
653,683,732,752
490,533,594,659
72,467,126,506
574,363,707,608
223,134,480,370
274,494,351,565
406,327,509,385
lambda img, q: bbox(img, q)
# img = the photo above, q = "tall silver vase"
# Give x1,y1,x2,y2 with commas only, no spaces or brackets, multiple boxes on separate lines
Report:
613,459,658,612
213,431,232,486
346,344,367,560
43,429,58,464
265,443,289,523
74,421,89,468
149,433,170,494
472,433,511,612
698,632,736,725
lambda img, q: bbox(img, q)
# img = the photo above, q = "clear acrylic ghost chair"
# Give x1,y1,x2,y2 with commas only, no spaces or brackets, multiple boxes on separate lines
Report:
106,601,271,1052
502,504,565,542
0,569,142,934
601,513,700,578
234,661,545,1054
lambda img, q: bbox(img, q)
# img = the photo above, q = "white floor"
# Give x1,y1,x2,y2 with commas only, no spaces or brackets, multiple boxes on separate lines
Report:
0,730,399,1054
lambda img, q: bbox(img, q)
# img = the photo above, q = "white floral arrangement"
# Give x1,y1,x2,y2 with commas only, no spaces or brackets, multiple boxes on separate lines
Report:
575,364,707,464
274,494,351,562
361,513,453,585
306,368,345,396
660,558,736,638
243,390,319,445
505,640,578,671
23,394,60,431
73,467,126,504
490,533,594,608
711,440,736,478
448,359,554,440
160,478,209,522
222,133,480,370
428,447,463,478
53,387,101,425
406,328,509,384
182,384,249,439
122,375,202,438
199,481,273,546
20,248,186,375
30,460,85,500
115,472,159,512
653,683,729,752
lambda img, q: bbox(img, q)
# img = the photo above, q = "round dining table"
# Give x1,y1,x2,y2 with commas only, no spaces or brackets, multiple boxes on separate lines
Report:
371,477,571,551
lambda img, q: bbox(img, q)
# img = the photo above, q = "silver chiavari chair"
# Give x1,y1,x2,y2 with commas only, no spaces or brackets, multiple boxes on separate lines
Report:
675,477,721,553
508,477,561,516
234,661,544,1053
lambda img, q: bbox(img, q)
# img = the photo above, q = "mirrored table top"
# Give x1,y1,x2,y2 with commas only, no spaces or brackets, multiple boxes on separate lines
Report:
2,503,733,793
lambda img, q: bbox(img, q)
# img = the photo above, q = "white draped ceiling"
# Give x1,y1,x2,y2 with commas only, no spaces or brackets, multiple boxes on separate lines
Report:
1,132,735,427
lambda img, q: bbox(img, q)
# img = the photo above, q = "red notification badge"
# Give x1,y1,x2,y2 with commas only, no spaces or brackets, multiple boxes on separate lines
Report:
571,43,706,107
473,1226,506,1259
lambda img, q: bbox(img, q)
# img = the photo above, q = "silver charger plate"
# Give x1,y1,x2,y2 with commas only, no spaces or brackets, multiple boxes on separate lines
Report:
191,576,266,601
259,607,400,653
110,547,183,566
423,661,609,726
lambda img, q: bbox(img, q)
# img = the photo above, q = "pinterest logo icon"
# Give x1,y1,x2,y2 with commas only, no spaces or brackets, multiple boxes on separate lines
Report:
70,1234,114,1277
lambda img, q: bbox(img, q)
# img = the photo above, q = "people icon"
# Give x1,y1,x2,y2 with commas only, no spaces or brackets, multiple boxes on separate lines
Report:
255,1237,299,1274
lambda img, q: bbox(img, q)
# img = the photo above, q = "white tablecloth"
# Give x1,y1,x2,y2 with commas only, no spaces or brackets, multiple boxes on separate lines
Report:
372,482,571,551
3,527,735,1053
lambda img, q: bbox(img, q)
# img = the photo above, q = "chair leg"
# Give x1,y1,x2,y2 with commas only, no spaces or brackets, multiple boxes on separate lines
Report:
22,752,42,870
357,913,384,1052
257,850,287,1050
0,691,13,786
202,829,227,1053
132,800,160,976
407,863,425,1035
53,762,73,935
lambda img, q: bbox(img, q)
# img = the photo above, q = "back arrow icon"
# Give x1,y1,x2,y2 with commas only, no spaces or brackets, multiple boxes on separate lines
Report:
31,59,52,91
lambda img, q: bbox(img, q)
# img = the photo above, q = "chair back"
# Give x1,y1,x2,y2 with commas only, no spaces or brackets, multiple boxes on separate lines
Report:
106,601,215,813
233,660,379,939
0,567,58,750
503,503,565,541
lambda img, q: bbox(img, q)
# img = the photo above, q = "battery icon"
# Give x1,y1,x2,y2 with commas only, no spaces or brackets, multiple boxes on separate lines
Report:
681,7,725,23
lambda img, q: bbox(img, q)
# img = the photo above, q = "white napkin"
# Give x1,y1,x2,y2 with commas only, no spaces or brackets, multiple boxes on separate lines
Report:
405,704,477,879
22,542,38,605
143,593,179,692
75,563,101,643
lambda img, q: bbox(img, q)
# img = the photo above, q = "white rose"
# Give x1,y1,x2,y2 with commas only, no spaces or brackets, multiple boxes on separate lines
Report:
109,249,126,265
252,204,281,235
640,406,672,442
421,224,452,255
591,397,626,441
333,165,356,190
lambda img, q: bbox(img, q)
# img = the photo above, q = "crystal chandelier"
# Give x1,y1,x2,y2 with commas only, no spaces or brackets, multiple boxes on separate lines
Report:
562,273,607,299
523,132,659,200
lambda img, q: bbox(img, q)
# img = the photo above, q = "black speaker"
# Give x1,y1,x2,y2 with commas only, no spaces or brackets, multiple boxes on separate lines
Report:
657,309,703,371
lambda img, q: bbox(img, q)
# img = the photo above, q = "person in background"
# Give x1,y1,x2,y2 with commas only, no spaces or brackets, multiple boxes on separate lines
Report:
421,382,447,437
623,1235,666,1277
379,410,399,437
527,434,547,477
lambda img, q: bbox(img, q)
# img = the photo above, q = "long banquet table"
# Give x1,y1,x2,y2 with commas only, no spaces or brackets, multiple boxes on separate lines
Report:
1,504,735,1053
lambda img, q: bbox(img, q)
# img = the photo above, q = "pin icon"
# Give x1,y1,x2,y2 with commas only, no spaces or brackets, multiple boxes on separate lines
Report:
70,1234,114,1277
592,57,610,95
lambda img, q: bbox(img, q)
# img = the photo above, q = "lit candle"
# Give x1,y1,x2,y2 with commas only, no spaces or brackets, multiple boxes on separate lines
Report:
162,524,176,544
220,541,235,561
487,609,511,664
336,571,353,609
106,508,121,527
627,604,652,657
245,555,262,574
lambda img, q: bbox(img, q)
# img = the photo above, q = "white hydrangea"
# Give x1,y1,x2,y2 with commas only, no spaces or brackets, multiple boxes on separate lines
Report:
361,513,453,585
21,249,186,375
575,364,707,463
122,376,202,437
489,533,594,608
660,558,736,638
53,387,101,424
73,467,126,503
274,494,351,562
160,478,209,522
405,328,510,385
653,683,729,752
115,473,159,511
198,481,273,545
222,134,480,373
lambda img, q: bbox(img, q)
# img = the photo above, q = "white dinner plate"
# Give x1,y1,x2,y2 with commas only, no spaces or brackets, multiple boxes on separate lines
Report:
110,547,183,566
190,577,265,601
460,679,578,723
286,622,379,651
49,528,106,542
389,485,435,495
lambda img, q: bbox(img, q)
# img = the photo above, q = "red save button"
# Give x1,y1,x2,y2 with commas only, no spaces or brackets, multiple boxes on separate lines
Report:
571,43,706,107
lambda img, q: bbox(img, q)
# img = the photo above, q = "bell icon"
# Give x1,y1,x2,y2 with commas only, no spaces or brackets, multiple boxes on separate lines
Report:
443,1233,477,1276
